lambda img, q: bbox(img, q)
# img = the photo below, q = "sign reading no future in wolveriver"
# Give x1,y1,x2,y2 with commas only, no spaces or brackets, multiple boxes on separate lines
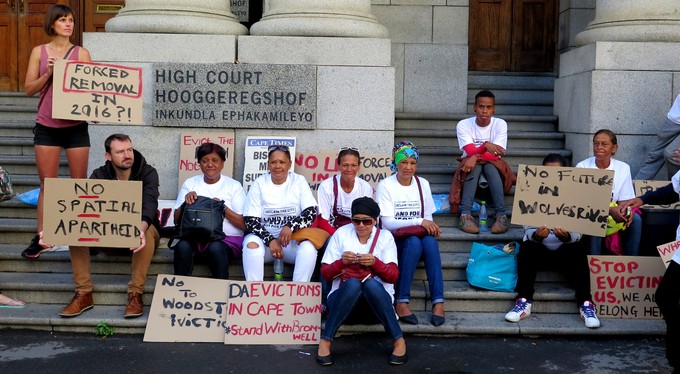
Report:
153,63,316,129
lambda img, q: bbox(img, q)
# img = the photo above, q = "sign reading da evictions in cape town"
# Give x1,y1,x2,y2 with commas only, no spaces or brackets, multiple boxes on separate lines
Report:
153,63,316,129
511,164,614,237
42,178,142,248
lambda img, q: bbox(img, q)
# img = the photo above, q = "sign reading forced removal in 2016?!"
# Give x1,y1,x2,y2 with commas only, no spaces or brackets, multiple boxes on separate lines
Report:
153,63,316,128
225,281,322,345
511,164,614,237
589,256,665,319
42,178,142,247
52,60,143,124
144,274,229,343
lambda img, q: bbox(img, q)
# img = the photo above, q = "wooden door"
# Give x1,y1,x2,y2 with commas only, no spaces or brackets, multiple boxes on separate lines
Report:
469,0,557,72
83,0,124,32
0,0,76,92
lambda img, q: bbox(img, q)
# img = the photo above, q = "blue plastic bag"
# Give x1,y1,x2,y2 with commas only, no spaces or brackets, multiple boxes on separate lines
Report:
432,194,450,214
466,242,519,292
17,188,40,206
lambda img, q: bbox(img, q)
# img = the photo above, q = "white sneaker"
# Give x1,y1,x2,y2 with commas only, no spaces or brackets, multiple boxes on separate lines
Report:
505,298,532,322
579,301,601,329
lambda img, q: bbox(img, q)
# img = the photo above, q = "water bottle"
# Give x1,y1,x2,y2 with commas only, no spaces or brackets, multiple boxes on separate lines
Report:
273,258,284,281
479,201,488,232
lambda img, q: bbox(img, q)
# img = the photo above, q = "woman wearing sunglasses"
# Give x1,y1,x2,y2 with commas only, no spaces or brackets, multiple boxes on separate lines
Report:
376,141,446,326
242,145,319,281
317,197,406,366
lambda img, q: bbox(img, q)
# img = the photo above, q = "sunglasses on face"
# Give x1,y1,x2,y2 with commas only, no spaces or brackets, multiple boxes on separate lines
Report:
351,217,374,226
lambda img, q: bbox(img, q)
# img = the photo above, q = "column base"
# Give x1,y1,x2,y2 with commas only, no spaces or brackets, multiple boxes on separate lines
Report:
250,16,388,38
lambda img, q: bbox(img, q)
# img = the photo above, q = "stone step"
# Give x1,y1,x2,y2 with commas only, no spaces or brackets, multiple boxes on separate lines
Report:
0,92,39,106
0,154,69,175
0,119,37,137
468,72,557,91
0,104,38,121
0,136,35,155
0,198,37,219
467,89,554,107
0,304,663,336
396,113,558,132
2,174,41,194
395,129,565,149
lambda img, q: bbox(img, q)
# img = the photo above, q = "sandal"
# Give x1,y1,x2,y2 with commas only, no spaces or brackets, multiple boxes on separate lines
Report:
0,295,25,308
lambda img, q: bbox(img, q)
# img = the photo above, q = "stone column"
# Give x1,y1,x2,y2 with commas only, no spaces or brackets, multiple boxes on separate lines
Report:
250,0,388,38
576,0,680,45
105,0,248,35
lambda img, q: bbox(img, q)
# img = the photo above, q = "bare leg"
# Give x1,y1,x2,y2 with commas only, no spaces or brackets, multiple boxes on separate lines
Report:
34,145,62,234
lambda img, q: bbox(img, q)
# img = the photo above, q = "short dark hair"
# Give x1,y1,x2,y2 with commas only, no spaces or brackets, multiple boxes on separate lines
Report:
44,4,74,36
196,142,226,161
542,153,569,167
104,134,131,153
337,148,361,165
268,145,291,160
475,90,495,104
594,129,617,145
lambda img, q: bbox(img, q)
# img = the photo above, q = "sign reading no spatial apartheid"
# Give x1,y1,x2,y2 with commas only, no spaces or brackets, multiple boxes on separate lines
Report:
295,149,392,198
153,63,316,129
144,275,229,342
224,281,322,345
657,240,680,268
177,131,236,193
243,136,296,192
511,164,614,237
633,179,680,210
42,178,142,247
588,256,665,319
53,60,143,124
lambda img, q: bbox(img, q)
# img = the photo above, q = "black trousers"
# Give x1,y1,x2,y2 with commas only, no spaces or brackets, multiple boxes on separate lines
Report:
656,260,680,370
515,240,592,305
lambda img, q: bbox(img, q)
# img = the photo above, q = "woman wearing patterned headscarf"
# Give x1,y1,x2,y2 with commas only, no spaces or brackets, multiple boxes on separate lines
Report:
375,141,446,326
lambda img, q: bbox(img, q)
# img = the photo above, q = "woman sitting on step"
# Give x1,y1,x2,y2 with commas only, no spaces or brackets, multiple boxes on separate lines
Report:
376,141,446,327
317,197,406,366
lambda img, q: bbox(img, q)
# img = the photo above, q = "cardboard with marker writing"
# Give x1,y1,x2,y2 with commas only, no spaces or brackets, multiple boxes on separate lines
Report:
177,131,236,193
144,274,229,342
224,280,322,345
511,164,614,237
52,60,143,124
588,255,665,319
657,240,680,268
43,178,141,247
633,180,680,210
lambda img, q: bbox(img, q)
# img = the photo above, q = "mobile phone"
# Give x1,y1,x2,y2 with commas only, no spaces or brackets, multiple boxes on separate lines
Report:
626,207,632,216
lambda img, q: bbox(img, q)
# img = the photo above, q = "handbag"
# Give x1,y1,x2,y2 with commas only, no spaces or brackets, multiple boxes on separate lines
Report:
176,196,226,242
0,166,16,202
338,228,381,282
466,242,519,292
392,176,427,239
290,227,330,249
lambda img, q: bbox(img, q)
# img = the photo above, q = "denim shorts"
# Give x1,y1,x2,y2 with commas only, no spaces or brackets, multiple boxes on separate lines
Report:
33,122,90,149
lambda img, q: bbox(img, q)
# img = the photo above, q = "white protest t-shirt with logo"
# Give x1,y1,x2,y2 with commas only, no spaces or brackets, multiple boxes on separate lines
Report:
317,175,373,222
244,171,317,237
456,116,508,157
376,174,436,231
575,157,635,203
174,174,247,236
671,170,680,264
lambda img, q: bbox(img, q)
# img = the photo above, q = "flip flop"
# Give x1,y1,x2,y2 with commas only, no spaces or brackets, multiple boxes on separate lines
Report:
0,297,26,308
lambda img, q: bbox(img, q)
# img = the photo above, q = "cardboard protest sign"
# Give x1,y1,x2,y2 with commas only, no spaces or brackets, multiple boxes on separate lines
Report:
511,164,614,237
177,131,236,192
634,180,680,210
224,281,322,345
144,275,229,342
242,136,296,192
43,178,141,247
657,240,680,268
294,149,392,198
589,256,665,319
53,60,143,124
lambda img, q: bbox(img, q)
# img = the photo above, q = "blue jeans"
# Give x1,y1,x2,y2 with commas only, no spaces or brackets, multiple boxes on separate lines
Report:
460,162,506,215
588,214,642,256
395,235,444,305
322,278,403,342
173,239,231,279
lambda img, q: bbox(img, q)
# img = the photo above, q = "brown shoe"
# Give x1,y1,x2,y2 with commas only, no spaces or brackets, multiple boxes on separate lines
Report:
491,215,510,234
459,214,479,234
59,292,94,317
124,292,144,319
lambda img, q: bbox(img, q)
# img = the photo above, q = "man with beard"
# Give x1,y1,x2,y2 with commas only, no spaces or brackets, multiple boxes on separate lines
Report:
59,134,160,319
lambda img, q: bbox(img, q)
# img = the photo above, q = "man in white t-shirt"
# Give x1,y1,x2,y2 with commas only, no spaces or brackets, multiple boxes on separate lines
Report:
636,94,680,180
456,90,509,234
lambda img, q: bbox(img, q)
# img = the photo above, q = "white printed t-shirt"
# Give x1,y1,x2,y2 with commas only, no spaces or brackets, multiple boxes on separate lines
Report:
321,224,398,302
575,157,635,203
456,116,508,157
174,174,247,236
318,175,373,222
376,174,436,231
244,171,317,237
